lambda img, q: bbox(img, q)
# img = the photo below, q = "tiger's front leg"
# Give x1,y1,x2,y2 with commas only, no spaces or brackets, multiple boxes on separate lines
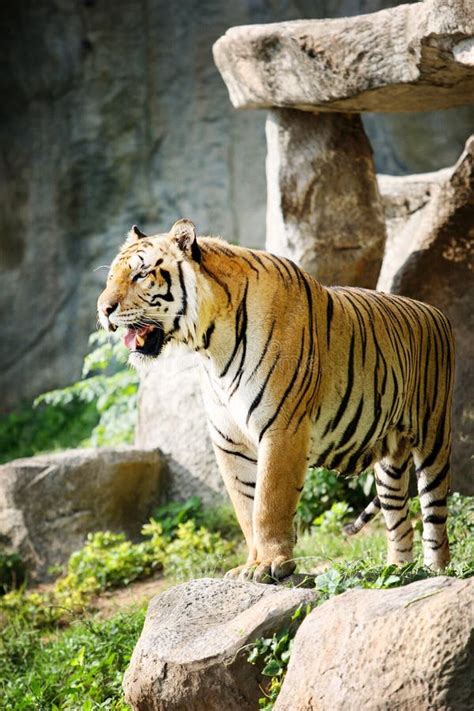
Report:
242,428,310,583
212,443,258,573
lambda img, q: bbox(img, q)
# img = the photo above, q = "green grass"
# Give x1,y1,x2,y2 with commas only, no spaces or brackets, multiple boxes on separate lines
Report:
0,606,145,710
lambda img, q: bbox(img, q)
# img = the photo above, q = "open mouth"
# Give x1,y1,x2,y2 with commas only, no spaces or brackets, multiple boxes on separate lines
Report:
123,324,165,357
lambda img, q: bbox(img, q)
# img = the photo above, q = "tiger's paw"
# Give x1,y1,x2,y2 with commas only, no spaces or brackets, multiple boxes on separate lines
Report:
225,556,296,584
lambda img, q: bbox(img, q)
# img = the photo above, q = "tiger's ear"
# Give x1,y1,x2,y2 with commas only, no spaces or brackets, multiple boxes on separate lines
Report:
127,225,148,242
170,219,201,263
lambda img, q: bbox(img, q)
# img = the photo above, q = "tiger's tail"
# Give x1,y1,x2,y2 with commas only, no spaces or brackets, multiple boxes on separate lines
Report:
343,496,381,536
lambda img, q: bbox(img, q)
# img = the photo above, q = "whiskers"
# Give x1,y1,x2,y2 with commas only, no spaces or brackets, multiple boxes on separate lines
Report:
93,264,112,272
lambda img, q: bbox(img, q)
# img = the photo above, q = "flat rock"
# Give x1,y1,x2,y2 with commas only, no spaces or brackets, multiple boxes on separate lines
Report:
214,0,474,112
123,577,315,711
0,447,164,579
276,576,474,711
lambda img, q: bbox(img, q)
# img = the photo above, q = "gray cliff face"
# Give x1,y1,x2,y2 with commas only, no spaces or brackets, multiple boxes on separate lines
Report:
1,0,472,410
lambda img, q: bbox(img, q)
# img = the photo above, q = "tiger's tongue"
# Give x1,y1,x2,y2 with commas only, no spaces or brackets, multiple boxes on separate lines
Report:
123,325,154,350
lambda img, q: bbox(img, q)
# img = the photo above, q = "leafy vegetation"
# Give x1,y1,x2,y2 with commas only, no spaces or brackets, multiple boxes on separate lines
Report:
0,331,137,464
0,606,145,710
35,331,139,447
247,603,313,710
296,467,375,533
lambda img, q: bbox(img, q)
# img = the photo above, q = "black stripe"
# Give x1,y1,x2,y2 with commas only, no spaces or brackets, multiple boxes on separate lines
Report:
337,396,364,450
247,250,270,272
246,356,279,425
236,476,256,488
259,328,305,441
214,443,257,463
387,510,410,531
326,292,334,349
177,262,187,315
203,322,215,349
220,281,248,378
245,320,276,384
423,514,447,525
209,420,239,445
200,262,231,305
325,330,355,435
418,461,450,496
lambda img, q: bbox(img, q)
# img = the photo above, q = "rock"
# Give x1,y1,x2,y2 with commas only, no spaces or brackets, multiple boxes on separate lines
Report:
136,351,224,505
378,136,474,494
123,577,315,711
276,576,474,711
377,167,453,248
0,447,164,579
266,109,386,287
213,0,474,113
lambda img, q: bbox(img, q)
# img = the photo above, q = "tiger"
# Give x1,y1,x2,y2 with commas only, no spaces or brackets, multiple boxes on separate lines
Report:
98,218,455,582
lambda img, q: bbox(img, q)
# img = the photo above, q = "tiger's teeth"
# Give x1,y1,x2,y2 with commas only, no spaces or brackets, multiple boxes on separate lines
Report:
136,335,145,347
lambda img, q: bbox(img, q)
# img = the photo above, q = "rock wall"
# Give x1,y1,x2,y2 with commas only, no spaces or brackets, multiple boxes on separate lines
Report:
1,0,473,411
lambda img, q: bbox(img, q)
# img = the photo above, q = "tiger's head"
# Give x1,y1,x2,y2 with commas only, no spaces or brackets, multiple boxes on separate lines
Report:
97,219,202,366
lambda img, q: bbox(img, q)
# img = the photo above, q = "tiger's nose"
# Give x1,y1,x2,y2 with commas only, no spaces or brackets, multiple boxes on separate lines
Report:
101,302,118,316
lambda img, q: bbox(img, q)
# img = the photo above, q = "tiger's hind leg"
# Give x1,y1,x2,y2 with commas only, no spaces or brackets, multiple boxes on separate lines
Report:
375,437,414,565
413,443,451,571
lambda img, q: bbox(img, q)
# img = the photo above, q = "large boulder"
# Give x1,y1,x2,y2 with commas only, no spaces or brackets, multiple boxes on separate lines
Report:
0,447,164,579
378,136,474,494
136,351,224,505
276,576,474,710
123,577,315,711
213,0,474,112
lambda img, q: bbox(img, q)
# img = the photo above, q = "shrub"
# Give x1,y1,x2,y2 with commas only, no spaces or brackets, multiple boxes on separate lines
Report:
159,520,238,580
36,331,139,447
296,468,374,533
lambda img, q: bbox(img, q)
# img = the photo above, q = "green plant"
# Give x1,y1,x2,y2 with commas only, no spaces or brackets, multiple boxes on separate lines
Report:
0,606,145,710
36,331,139,447
312,501,353,534
0,331,138,464
57,531,164,596
247,604,312,710
159,520,238,580
0,400,99,464
152,496,240,540
0,498,240,631
296,468,375,533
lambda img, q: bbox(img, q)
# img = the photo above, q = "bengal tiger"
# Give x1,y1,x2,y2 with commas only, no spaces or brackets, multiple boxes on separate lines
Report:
98,219,454,582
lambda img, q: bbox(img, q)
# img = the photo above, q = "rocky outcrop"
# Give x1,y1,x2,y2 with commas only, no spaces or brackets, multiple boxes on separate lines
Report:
0,447,164,579
266,109,386,286
123,577,315,711
136,351,224,504
378,136,474,494
276,576,474,710
213,0,474,112
377,167,453,247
